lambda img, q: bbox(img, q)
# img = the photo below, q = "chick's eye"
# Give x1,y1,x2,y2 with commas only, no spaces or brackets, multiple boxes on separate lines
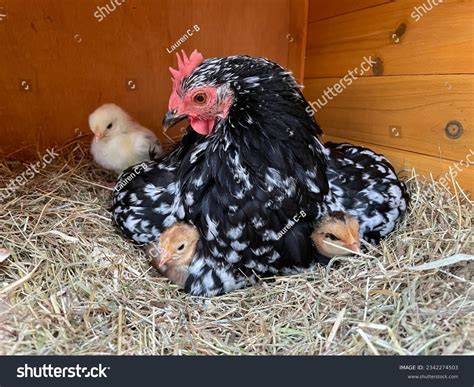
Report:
193,93,207,104
176,243,186,252
325,233,339,241
106,123,113,129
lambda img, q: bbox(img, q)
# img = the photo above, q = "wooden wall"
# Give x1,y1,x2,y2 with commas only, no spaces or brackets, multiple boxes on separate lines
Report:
304,0,474,191
0,0,306,158
2,0,472,192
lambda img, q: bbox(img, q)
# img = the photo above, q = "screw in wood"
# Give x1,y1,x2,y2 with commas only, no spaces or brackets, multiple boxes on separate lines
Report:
444,121,464,140
0,5,6,21
126,79,137,91
391,23,407,44
20,80,31,92
389,126,401,138
372,57,384,76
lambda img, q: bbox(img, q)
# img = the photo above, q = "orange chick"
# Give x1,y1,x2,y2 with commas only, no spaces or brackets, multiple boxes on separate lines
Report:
144,223,200,287
311,211,361,258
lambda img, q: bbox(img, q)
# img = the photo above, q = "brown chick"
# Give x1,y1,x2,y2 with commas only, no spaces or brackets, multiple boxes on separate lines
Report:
144,223,200,288
311,211,361,258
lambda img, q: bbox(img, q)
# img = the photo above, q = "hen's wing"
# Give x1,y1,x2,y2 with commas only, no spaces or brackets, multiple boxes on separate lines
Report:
112,129,201,244
325,142,409,243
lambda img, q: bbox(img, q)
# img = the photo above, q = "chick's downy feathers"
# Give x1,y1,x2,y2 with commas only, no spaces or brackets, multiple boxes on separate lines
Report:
145,222,200,288
311,211,361,260
89,103,162,174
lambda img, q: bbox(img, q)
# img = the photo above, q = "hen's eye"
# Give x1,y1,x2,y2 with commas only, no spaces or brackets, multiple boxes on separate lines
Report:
106,123,113,129
176,243,186,252
193,93,207,104
325,233,339,241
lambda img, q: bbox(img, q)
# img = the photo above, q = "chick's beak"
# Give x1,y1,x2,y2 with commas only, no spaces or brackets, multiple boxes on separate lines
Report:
163,110,187,132
346,241,361,254
158,251,173,267
94,127,104,140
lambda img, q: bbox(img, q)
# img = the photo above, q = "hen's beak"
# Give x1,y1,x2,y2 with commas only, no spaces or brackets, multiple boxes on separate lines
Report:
163,110,187,132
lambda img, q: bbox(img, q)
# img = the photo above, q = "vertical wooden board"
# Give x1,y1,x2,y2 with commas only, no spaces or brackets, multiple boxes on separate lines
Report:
304,75,474,162
288,0,309,83
308,0,391,22
305,0,474,78
0,0,301,158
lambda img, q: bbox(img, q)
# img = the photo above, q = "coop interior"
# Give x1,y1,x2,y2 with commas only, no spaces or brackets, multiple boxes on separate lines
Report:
0,0,472,355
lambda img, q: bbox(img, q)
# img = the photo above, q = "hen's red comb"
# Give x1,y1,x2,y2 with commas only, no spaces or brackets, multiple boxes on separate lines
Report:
169,49,204,89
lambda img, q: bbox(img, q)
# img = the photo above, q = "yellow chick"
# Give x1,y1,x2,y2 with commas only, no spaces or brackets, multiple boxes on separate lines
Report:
89,103,162,174
311,211,361,258
145,223,200,288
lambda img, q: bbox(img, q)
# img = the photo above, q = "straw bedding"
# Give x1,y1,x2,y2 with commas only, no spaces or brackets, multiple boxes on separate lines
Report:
0,139,472,355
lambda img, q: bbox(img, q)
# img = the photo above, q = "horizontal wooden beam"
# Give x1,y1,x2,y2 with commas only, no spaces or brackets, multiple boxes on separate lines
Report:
308,0,391,22
304,74,473,163
306,0,474,78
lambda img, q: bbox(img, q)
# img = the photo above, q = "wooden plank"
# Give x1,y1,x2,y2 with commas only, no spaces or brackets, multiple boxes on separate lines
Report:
0,0,300,158
304,74,474,162
306,0,474,78
308,0,391,22
288,0,309,84
322,135,474,193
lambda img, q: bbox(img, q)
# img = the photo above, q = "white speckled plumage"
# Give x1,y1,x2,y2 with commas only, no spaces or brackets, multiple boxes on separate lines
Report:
112,55,408,296
324,143,409,243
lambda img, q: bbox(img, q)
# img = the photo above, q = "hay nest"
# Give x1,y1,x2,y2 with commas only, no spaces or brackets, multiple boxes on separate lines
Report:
0,139,472,355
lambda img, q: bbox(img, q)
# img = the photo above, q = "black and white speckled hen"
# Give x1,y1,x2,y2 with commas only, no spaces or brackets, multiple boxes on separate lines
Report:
113,127,201,242
324,142,409,245
112,50,330,296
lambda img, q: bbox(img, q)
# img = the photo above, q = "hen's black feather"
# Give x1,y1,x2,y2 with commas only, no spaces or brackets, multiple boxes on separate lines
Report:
113,56,330,295
112,56,409,296
113,129,203,243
